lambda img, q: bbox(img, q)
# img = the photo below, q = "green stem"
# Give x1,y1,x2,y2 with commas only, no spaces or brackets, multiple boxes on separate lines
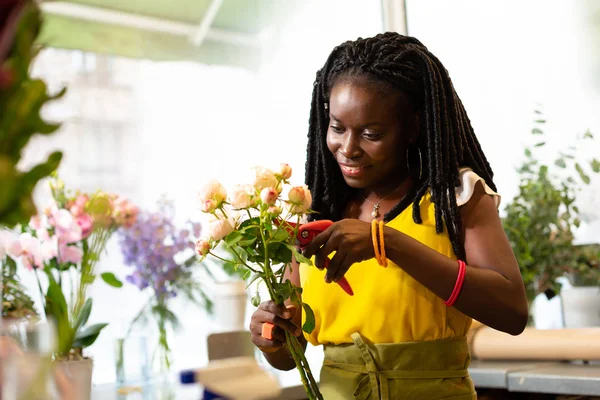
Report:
34,268,46,314
259,215,322,399
208,251,259,274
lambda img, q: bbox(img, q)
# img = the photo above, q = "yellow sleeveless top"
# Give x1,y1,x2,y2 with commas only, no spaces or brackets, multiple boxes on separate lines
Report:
299,192,472,346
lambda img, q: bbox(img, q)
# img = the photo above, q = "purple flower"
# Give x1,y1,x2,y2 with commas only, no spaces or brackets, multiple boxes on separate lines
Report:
118,201,199,299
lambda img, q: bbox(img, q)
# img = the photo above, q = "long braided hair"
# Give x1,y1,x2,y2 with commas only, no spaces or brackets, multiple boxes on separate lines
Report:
305,32,496,259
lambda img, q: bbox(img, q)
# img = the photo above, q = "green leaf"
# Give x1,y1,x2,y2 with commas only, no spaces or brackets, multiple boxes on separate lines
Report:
535,119,546,124
74,298,93,331
575,163,591,184
555,159,566,168
73,323,108,348
238,237,258,247
302,303,316,334
591,159,600,173
272,228,291,242
584,130,594,139
531,128,543,134
246,273,264,288
44,272,73,354
224,231,243,247
288,245,312,265
574,218,581,228
572,206,579,214
534,142,546,147
101,272,123,288
524,148,532,157
45,272,68,322
273,280,295,300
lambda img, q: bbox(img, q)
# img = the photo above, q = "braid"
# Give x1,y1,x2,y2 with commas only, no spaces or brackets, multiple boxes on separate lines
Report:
305,32,495,259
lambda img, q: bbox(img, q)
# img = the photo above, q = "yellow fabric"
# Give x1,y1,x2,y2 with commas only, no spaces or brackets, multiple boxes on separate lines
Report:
299,192,472,345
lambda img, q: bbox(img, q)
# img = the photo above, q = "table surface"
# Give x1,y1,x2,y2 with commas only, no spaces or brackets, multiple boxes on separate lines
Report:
92,360,600,399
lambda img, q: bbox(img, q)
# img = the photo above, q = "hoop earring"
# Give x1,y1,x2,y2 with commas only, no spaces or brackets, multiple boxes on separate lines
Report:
406,146,423,180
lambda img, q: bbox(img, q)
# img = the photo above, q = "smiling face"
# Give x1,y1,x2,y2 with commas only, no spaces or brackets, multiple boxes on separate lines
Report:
326,77,417,191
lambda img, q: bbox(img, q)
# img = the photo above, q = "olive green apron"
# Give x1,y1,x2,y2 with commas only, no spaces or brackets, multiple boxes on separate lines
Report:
320,333,476,400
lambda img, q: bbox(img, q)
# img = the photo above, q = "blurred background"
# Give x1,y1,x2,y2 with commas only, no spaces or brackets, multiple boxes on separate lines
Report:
5,0,600,392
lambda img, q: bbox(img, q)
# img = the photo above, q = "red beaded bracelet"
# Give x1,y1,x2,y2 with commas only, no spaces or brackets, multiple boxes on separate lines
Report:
444,260,466,307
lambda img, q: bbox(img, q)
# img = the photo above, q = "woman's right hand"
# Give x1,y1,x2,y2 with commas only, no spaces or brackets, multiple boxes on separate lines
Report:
249,301,302,353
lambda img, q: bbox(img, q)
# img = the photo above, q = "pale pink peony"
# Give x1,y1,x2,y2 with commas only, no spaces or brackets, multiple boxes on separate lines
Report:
76,213,94,239
195,239,210,256
52,209,74,231
113,197,139,228
198,180,227,205
75,194,89,209
253,167,278,191
206,215,235,241
229,184,255,209
52,209,83,244
260,187,279,206
287,185,312,215
69,205,82,217
278,163,292,180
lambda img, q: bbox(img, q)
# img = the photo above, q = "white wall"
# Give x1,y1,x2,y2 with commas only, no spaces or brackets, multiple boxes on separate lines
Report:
18,0,382,384
406,0,600,328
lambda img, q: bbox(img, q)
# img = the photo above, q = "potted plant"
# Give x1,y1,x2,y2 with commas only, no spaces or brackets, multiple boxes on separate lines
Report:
503,108,599,324
560,243,600,327
0,0,64,229
5,178,138,399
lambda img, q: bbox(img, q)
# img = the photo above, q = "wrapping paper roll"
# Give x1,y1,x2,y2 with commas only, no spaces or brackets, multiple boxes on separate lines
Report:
470,324,600,361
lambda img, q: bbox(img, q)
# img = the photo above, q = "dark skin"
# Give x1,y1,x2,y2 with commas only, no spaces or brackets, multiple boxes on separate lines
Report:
249,78,529,371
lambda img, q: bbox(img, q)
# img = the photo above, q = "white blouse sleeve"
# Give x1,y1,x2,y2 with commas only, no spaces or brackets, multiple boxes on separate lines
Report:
455,167,501,209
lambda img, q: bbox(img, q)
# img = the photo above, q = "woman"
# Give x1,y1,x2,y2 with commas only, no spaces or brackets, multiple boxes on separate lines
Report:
250,32,528,399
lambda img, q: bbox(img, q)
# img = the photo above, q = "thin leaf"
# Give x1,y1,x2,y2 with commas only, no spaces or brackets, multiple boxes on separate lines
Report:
531,128,543,134
534,142,545,147
288,245,312,265
555,159,566,168
535,119,546,124
73,323,108,348
245,273,264,288
224,231,243,247
524,148,532,157
583,130,594,139
302,303,316,334
575,163,591,184
74,298,92,331
591,159,600,173
101,272,123,288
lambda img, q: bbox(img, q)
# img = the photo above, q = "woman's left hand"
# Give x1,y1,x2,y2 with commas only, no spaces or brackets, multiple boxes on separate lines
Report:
302,219,375,283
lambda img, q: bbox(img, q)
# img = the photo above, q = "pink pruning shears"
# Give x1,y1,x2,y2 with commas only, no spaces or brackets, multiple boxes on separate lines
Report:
295,220,354,296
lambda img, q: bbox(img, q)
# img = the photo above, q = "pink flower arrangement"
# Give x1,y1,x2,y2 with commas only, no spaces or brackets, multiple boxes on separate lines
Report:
2,176,139,357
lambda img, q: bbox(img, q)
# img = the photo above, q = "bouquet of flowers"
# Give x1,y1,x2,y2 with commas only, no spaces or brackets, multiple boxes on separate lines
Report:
118,198,212,372
195,164,323,400
3,176,137,359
